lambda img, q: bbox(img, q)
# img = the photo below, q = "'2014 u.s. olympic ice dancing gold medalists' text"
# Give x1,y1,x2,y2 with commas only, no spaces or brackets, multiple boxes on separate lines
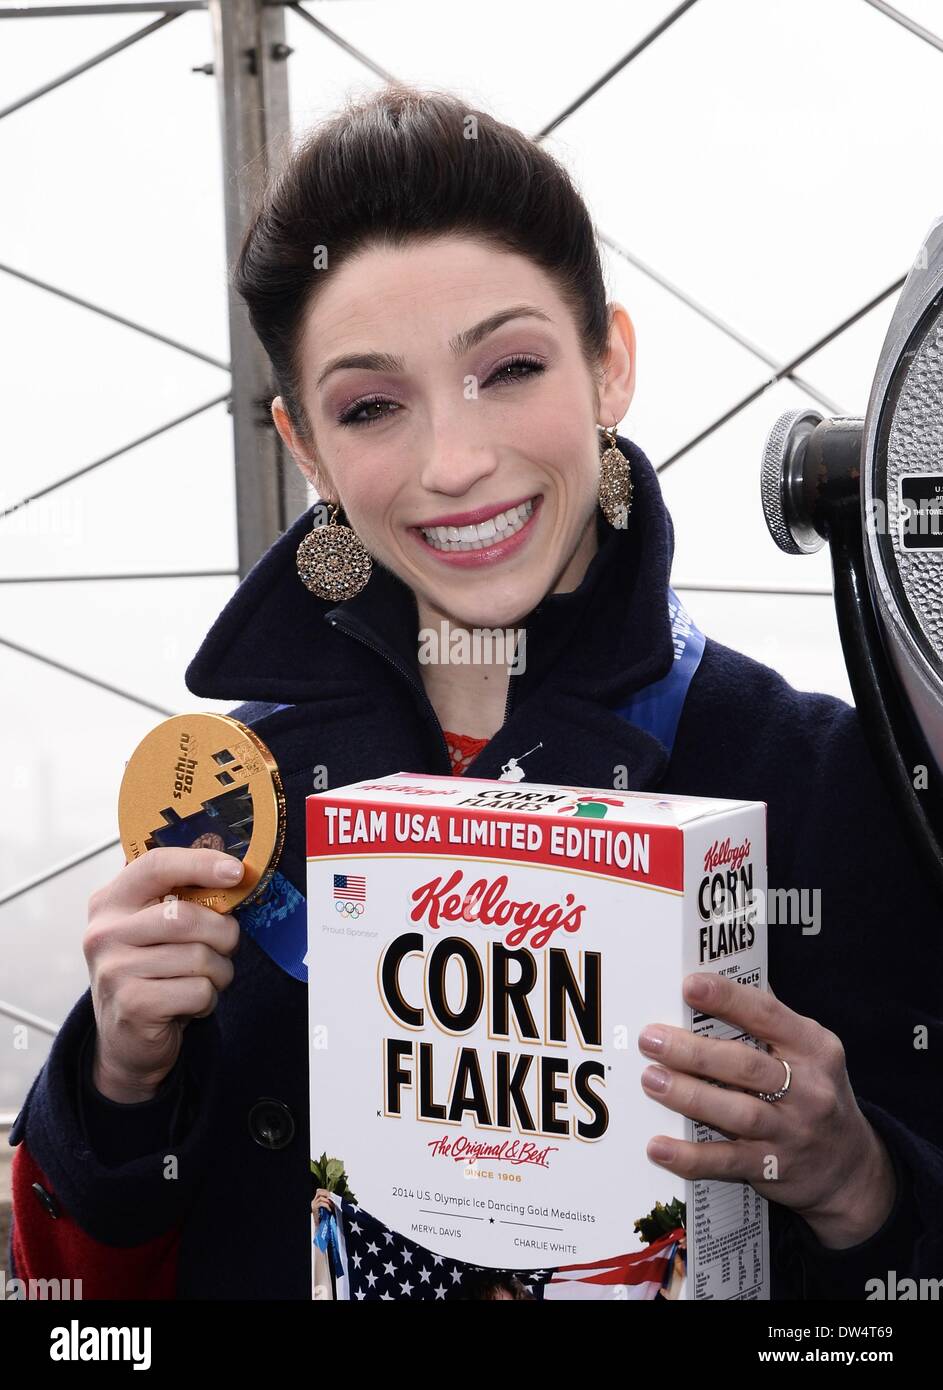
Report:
118,712,286,912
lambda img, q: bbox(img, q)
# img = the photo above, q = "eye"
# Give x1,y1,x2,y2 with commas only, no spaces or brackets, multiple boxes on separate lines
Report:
483,355,546,387
336,354,546,428
337,395,399,429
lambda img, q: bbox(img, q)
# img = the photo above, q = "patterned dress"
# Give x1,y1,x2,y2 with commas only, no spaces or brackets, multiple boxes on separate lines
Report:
443,730,489,776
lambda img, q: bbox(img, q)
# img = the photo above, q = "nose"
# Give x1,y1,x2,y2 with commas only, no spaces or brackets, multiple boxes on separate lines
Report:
418,424,500,500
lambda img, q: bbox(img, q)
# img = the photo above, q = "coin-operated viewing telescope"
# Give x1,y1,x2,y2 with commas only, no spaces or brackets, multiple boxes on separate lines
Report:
762,216,943,896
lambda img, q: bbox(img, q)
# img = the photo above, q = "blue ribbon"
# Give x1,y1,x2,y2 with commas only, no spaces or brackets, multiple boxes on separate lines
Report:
237,593,706,982
313,1204,344,1277
614,587,705,753
235,866,308,983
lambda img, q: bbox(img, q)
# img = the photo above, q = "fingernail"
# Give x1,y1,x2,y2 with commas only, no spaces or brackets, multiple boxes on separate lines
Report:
217,858,243,882
684,974,711,1002
638,1027,666,1055
648,1139,674,1163
642,1066,670,1093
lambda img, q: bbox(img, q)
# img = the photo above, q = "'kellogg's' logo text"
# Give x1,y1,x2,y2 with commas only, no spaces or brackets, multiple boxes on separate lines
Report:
410,869,585,949
703,836,751,875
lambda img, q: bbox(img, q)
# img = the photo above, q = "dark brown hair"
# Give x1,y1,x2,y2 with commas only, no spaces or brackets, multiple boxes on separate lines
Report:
460,1271,537,1300
233,82,610,450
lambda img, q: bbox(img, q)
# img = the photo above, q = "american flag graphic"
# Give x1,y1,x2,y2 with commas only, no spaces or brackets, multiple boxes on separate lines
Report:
333,873,366,901
316,1195,684,1301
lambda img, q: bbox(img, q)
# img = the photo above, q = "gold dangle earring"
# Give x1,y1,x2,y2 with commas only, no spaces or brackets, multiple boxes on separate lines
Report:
596,424,634,530
295,501,373,602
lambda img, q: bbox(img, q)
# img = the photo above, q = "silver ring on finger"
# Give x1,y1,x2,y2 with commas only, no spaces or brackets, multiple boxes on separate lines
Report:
757,1057,792,1104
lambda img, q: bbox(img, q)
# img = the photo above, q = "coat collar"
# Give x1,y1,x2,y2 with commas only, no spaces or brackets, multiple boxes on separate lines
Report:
185,433,677,718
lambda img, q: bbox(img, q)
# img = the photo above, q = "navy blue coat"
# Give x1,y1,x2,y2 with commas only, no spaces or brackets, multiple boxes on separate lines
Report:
8,434,943,1299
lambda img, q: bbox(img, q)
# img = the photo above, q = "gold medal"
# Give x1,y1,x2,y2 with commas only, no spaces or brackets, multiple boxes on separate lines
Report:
118,712,286,912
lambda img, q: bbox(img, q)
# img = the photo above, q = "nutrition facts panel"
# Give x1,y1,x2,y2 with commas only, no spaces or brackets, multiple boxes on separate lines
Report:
689,972,768,1299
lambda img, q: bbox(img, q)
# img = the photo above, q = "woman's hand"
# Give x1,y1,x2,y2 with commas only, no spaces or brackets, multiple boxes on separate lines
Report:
83,847,243,1102
312,1188,334,1217
638,972,897,1249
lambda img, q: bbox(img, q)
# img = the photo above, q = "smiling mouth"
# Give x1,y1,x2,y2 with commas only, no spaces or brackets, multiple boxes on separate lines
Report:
415,497,538,552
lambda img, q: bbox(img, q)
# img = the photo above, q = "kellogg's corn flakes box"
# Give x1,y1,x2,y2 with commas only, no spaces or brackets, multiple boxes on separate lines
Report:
307,772,769,1301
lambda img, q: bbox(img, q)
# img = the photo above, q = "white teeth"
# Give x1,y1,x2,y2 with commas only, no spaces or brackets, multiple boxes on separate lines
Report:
419,498,535,552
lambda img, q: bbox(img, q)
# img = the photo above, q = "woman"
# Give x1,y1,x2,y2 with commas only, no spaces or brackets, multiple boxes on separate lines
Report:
8,83,943,1301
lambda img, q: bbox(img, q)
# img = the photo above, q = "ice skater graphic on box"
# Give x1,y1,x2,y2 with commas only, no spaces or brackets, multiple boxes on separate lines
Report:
311,1158,685,1300
497,741,631,823
498,741,542,780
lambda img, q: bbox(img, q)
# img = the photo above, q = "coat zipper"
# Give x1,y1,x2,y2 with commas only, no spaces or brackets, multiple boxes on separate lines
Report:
502,640,519,725
327,613,520,775
326,615,453,774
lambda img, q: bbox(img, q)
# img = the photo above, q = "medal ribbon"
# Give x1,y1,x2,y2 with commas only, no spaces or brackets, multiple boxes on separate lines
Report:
314,1205,345,1277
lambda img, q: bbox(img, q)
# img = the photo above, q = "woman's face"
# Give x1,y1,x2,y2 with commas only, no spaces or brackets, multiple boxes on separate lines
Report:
274,234,635,629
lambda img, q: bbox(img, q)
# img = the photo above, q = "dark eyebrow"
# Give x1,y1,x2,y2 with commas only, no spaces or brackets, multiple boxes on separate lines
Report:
314,305,554,389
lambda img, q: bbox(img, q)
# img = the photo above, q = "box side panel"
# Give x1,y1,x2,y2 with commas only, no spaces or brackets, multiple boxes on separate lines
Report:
682,804,770,1300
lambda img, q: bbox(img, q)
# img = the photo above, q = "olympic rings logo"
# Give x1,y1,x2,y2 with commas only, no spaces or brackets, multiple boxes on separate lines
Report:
335,899,365,918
